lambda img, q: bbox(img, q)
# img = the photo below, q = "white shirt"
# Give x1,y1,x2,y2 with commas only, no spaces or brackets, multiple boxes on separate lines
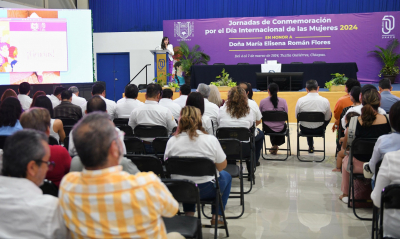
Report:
218,104,254,129
0,176,69,239
204,99,220,132
341,104,387,128
371,149,400,238
295,92,331,128
159,98,182,120
116,98,144,118
81,95,117,120
173,95,188,108
202,115,214,135
17,94,32,111
128,100,177,141
157,44,174,61
164,130,226,184
47,94,61,109
248,99,262,122
49,119,59,143
71,94,87,108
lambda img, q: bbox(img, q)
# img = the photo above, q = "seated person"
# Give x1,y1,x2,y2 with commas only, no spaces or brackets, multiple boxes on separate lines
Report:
295,80,332,153
208,85,224,108
116,84,143,118
371,149,400,238
0,130,68,238
32,96,66,144
60,112,180,239
68,86,87,107
369,101,400,188
81,83,117,120
332,112,360,172
54,90,83,121
0,97,23,135
378,78,400,113
339,89,392,203
197,83,219,133
20,108,71,187
173,84,191,108
1,88,17,103
17,82,32,111
30,90,46,107
159,88,182,120
259,83,288,155
185,92,214,135
47,86,65,109
164,106,231,227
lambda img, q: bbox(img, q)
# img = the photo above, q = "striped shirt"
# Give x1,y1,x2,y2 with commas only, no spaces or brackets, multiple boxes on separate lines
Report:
59,166,178,239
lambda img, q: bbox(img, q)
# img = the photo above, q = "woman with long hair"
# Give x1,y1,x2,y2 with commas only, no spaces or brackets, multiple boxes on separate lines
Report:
0,89,17,103
208,85,224,108
30,90,46,108
165,106,231,227
173,61,185,85
339,89,392,203
0,97,23,135
158,36,174,83
259,83,288,155
32,95,66,144
185,92,213,135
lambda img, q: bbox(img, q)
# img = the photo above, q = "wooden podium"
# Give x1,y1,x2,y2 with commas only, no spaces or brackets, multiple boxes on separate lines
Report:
150,50,170,84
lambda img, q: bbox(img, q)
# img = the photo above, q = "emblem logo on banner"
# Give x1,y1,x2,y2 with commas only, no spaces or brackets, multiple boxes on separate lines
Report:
158,59,165,70
174,22,194,41
382,15,395,38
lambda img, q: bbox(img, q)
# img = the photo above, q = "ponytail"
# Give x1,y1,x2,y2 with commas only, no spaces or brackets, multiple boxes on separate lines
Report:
361,89,380,127
268,83,279,108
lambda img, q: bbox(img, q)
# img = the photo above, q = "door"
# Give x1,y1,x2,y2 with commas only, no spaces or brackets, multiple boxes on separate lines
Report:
97,53,130,102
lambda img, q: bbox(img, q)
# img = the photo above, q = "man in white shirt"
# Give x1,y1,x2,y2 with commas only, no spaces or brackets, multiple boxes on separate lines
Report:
295,80,332,153
159,88,182,119
341,84,387,128
128,84,177,152
173,84,191,108
68,86,87,107
81,83,117,120
116,84,143,118
0,130,69,238
197,83,219,132
47,86,65,109
17,82,32,111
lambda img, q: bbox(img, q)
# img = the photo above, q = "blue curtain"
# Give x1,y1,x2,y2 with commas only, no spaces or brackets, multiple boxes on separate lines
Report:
89,0,400,32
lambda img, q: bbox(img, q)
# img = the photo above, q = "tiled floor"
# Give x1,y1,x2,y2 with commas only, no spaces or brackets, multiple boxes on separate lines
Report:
199,123,373,238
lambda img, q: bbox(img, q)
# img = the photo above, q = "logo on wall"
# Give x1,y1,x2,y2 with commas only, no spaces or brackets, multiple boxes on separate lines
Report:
174,22,194,41
382,15,395,39
158,59,165,70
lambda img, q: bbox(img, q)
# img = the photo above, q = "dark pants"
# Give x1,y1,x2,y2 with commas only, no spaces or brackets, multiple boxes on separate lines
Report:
300,119,330,148
263,124,287,146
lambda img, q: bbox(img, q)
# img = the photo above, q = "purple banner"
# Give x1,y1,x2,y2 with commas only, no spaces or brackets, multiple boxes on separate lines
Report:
163,12,400,83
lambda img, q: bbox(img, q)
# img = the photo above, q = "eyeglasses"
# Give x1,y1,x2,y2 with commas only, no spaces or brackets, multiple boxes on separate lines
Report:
36,160,55,171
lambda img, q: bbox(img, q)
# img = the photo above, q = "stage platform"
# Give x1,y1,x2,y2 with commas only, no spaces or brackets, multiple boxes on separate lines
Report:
137,90,400,123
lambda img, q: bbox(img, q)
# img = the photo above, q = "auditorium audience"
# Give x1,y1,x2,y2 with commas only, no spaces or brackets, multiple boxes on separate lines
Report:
208,84,224,107
165,106,231,227
0,130,69,238
30,90,46,107
159,88,182,119
259,83,288,155
332,78,360,132
68,86,87,107
128,84,177,153
185,92,214,135
295,80,332,153
32,96,66,144
54,90,83,121
116,84,143,118
17,82,32,111
60,112,180,239
341,84,386,128
218,86,263,169
339,89,392,203
47,86,65,109
173,83,191,108
197,83,219,133
0,88,17,103
81,83,117,120
378,78,400,113
0,97,23,135
368,101,400,188
20,108,71,187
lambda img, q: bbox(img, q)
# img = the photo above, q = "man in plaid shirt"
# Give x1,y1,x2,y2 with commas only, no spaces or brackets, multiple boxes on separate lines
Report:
59,112,182,239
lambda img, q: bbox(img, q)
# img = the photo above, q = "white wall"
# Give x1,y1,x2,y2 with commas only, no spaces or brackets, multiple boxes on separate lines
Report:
0,0,36,8
93,31,163,86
